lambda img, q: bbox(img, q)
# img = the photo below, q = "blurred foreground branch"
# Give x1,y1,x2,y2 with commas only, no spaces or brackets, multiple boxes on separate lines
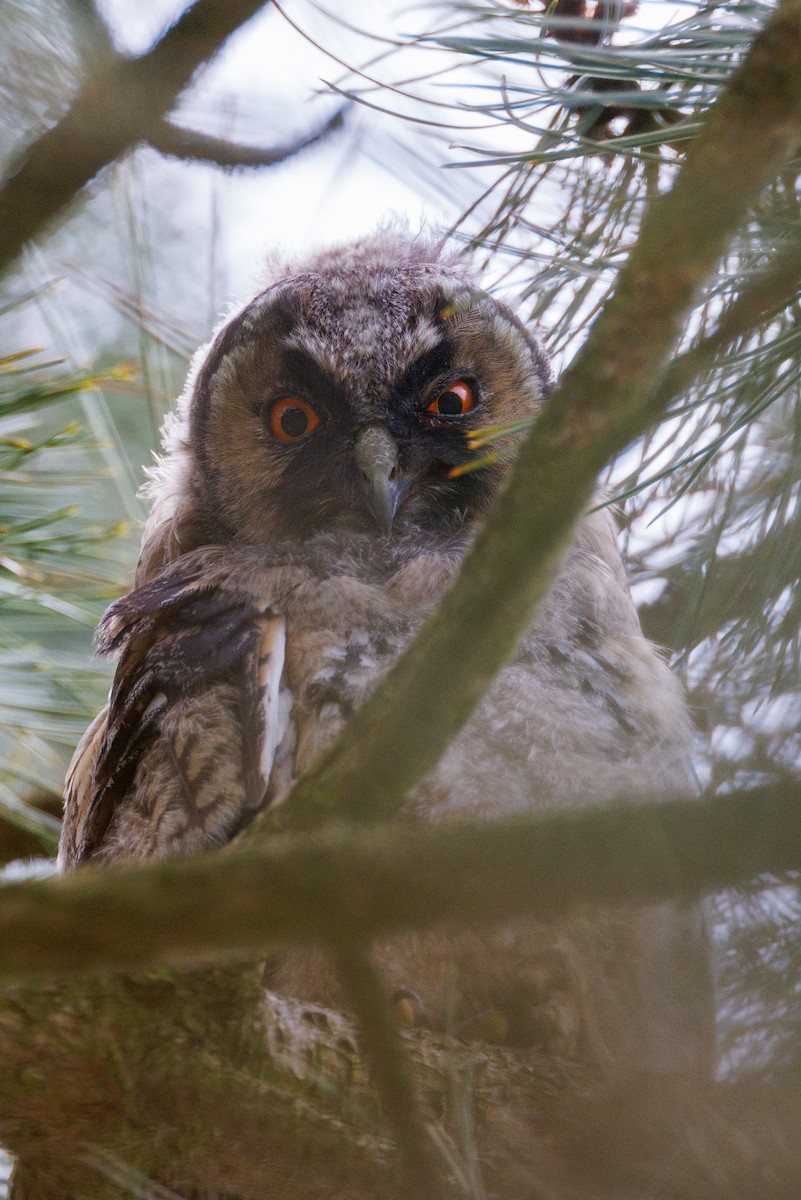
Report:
3,965,801,1199
0,781,799,981
334,942,450,1200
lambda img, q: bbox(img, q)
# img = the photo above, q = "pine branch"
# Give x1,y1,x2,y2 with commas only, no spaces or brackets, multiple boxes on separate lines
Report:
0,781,799,981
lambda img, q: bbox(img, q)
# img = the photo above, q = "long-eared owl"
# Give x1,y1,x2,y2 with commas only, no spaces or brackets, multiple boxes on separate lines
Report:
60,228,714,1075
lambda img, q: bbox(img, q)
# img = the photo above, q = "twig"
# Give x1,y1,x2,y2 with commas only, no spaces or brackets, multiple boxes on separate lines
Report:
335,943,452,1199
149,107,347,169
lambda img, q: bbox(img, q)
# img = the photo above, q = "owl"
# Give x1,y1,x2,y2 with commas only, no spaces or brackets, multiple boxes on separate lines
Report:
60,229,713,1075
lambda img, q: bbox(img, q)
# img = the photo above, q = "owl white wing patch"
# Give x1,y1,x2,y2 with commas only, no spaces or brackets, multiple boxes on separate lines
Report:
60,563,292,866
244,613,290,809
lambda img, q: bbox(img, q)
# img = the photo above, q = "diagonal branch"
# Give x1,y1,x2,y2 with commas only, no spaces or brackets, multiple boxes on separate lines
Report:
261,0,801,836
0,780,799,981
0,0,269,275
62,0,117,67
149,106,347,169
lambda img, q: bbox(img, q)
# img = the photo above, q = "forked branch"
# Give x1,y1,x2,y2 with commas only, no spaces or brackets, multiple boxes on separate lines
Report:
0,0,345,275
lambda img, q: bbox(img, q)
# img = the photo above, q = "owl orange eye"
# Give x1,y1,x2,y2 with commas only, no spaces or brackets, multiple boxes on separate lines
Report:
268,397,320,442
426,379,477,417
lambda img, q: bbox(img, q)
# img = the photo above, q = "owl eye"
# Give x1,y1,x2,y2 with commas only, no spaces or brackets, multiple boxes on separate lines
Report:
426,379,477,418
268,397,320,442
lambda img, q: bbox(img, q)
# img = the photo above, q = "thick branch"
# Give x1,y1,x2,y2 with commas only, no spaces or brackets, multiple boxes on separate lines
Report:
149,107,346,168
0,0,268,274
0,976,400,1200
2,973,801,1200
261,0,801,835
0,782,799,981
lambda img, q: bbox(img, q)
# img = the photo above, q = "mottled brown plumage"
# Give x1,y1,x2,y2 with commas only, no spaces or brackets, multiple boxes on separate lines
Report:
61,229,714,1074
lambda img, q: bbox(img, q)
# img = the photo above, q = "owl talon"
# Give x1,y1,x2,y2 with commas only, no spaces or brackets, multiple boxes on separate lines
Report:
452,947,586,1054
457,997,580,1054
391,988,428,1028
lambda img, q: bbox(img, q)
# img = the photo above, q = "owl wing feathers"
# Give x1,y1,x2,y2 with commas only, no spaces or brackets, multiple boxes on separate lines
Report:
61,706,110,866
62,564,288,866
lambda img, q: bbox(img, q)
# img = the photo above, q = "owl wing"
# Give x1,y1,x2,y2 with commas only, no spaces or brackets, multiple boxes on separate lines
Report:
61,564,288,867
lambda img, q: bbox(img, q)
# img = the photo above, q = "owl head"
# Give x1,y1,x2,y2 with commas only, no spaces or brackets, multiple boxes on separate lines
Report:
136,229,551,583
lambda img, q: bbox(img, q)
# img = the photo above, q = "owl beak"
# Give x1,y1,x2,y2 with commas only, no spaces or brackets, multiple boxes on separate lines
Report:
354,425,406,534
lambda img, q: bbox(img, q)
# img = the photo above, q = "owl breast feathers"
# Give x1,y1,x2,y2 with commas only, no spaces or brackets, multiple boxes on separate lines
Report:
60,229,714,1073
